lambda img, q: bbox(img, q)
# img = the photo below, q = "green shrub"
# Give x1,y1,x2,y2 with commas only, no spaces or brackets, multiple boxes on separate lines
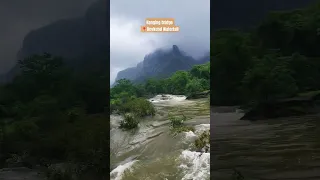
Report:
170,126,195,136
194,130,210,152
119,113,139,129
121,98,155,117
168,114,193,136
168,114,186,128
63,115,109,177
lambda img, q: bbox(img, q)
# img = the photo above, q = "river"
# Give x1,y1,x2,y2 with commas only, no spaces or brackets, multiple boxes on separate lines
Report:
110,95,210,180
211,107,320,180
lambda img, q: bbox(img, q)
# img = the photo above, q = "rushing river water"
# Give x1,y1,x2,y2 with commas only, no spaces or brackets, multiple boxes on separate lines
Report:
211,107,320,180
110,95,210,180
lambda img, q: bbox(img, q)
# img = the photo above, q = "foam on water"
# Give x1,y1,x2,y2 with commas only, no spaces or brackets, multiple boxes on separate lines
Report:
111,94,210,180
184,131,197,140
110,160,138,180
110,115,123,129
149,94,186,104
179,150,210,180
180,123,210,180
194,124,210,134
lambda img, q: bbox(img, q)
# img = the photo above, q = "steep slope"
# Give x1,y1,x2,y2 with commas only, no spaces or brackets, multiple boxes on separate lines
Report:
1,0,107,82
114,45,209,83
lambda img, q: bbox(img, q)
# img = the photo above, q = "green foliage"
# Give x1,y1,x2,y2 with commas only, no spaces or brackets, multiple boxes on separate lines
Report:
242,55,298,101
121,98,155,117
168,114,194,136
190,62,210,79
119,113,139,129
194,130,210,152
168,114,186,128
211,3,320,106
110,62,209,131
110,62,210,111
111,79,138,100
0,53,109,179
169,71,191,94
186,79,205,96
211,30,253,105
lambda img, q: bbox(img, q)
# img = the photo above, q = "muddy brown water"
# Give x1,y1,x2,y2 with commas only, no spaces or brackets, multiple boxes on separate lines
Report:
110,96,210,180
211,107,320,180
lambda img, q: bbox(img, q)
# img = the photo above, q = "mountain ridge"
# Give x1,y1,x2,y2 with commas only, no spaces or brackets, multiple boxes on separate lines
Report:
0,0,107,82
113,45,209,85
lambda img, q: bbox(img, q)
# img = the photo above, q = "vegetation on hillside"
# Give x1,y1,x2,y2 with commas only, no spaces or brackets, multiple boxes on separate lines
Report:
211,3,320,106
0,54,109,179
0,52,209,179
110,62,210,130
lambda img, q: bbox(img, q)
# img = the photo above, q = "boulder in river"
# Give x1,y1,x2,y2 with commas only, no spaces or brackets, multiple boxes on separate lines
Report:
186,90,210,100
241,91,320,120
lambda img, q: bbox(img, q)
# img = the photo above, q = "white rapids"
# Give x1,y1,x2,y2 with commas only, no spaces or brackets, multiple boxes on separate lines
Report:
110,94,210,180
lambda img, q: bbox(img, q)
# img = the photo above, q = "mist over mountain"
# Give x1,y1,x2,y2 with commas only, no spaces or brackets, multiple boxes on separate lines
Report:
114,45,209,84
1,0,107,82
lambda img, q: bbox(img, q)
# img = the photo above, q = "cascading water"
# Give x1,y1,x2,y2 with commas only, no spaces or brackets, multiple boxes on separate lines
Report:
110,94,210,180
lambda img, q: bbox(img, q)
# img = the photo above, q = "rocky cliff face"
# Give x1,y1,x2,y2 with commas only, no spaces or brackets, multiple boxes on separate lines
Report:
19,0,107,61
1,0,107,82
114,45,209,84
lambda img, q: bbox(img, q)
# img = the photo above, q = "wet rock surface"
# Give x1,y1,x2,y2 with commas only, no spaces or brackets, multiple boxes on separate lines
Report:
0,167,44,180
186,90,210,100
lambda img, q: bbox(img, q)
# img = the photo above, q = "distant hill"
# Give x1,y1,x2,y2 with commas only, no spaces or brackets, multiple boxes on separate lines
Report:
1,0,318,83
113,45,209,85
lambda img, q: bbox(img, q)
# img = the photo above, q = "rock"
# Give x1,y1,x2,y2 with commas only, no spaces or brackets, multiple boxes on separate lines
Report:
186,90,210,100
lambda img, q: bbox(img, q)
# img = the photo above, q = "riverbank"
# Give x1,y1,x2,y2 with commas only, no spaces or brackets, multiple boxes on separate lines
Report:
240,91,320,120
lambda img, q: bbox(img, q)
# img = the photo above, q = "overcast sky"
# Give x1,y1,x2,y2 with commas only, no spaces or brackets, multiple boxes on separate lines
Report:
110,0,210,84
0,0,95,74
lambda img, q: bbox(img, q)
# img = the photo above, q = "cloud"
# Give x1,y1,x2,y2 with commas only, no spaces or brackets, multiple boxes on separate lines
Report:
110,0,210,84
110,17,165,84
0,0,95,74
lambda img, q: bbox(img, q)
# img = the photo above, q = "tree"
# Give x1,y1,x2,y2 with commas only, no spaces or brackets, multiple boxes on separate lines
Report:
211,30,253,105
186,79,204,95
190,62,210,80
242,55,298,102
169,71,190,94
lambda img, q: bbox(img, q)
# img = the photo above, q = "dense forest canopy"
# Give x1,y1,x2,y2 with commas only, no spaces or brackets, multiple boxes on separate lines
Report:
109,61,210,130
0,54,109,179
211,3,320,106
110,62,210,113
